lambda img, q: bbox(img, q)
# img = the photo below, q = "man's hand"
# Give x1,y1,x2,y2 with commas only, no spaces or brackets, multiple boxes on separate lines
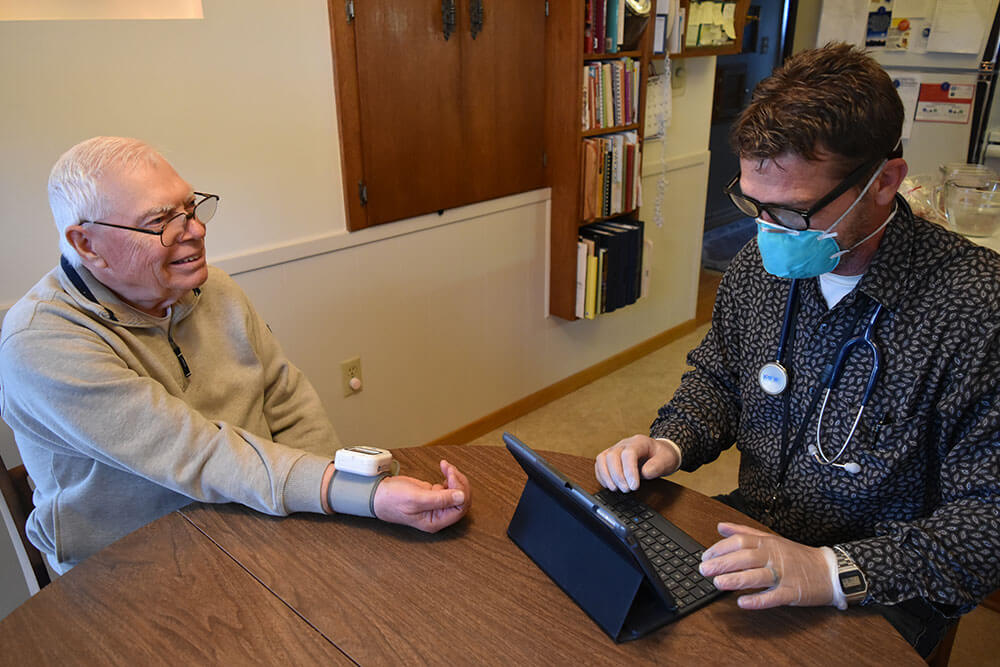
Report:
699,522,834,609
372,459,470,533
595,435,680,492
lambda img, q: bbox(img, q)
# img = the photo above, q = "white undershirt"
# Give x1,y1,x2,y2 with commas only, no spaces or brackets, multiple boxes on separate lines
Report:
818,272,863,309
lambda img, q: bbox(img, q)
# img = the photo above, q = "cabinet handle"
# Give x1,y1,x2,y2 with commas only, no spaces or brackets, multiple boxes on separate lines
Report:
470,0,484,39
442,0,456,40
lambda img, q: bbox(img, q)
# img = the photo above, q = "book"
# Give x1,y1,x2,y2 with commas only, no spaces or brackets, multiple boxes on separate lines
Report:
640,237,652,299
601,138,614,218
612,133,624,215
596,0,606,53
597,246,608,313
582,139,600,221
585,250,599,319
624,141,635,213
575,240,588,319
606,0,619,53
580,223,628,312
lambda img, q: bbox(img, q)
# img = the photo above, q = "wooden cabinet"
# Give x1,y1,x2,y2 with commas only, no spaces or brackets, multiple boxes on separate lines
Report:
671,0,752,58
545,4,653,320
328,1,546,231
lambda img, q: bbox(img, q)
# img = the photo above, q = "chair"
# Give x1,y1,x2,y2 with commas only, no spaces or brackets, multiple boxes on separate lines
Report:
925,620,959,667
0,457,50,593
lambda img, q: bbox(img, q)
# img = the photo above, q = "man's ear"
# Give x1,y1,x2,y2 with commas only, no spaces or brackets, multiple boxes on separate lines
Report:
65,225,108,269
874,158,908,206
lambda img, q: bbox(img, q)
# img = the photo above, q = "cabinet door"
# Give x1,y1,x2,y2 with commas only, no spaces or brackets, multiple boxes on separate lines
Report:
459,0,546,204
353,1,465,227
338,0,546,229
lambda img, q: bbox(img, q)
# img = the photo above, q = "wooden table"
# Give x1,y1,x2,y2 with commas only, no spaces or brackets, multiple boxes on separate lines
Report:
0,445,923,665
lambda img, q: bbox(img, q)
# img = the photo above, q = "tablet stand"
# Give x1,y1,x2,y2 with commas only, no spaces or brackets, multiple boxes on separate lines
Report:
507,478,674,642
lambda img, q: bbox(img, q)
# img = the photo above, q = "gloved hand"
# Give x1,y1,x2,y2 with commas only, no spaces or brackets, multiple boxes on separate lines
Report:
699,522,835,609
594,435,681,492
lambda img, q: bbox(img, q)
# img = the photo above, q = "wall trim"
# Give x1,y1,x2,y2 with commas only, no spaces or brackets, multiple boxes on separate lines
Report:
419,316,704,448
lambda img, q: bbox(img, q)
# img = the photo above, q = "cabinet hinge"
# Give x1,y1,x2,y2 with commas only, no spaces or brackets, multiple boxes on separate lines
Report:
545,1,549,17
358,181,367,206
542,151,548,167
345,0,355,23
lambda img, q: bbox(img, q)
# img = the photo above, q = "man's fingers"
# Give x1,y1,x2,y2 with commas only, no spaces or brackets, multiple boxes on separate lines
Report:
717,522,770,538
702,532,760,561
736,585,800,610
700,548,766,577
605,450,630,492
620,447,640,490
595,455,613,490
710,566,777,592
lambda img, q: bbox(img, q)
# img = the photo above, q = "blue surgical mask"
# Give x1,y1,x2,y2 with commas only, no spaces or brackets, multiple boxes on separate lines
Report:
756,162,893,279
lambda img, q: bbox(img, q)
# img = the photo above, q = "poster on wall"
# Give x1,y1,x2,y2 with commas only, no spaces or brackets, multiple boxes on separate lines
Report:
866,0,894,46
913,82,974,123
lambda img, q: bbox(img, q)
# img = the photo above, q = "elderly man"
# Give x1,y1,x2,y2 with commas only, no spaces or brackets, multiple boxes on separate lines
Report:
595,44,999,656
0,136,470,574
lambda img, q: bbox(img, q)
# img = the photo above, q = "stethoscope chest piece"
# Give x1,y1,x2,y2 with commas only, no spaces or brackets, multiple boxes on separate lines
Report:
759,361,788,395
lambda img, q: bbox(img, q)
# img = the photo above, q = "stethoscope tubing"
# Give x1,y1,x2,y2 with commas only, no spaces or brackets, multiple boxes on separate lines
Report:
765,283,884,471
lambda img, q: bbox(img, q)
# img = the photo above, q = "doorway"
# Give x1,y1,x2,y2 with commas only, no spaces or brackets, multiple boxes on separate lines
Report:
701,0,793,272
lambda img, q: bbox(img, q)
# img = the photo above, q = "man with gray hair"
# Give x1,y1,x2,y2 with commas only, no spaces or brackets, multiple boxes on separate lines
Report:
0,136,471,574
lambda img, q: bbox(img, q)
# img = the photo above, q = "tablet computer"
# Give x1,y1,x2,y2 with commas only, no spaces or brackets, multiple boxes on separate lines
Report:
504,432,722,641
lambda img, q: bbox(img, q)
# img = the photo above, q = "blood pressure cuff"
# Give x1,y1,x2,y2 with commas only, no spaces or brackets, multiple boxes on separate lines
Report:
328,471,390,518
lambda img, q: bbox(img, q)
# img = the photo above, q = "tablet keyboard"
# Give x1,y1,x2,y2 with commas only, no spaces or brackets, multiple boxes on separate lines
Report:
595,489,722,613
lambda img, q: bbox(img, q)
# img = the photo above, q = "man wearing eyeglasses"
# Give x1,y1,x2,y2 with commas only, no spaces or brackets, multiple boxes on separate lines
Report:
595,44,999,656
0,136,470,575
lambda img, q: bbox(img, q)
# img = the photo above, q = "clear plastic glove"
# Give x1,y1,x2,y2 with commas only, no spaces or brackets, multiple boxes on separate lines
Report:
699,522,834,609
594,435,681,492
372,459,470,533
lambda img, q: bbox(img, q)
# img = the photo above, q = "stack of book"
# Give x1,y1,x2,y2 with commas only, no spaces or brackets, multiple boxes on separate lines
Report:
582,130,641,222
582,57,641,131
585,0,628,54
576,218,646,319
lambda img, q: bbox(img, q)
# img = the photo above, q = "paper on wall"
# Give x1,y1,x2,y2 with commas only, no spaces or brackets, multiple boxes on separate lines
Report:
886,70,922,139
926,0,986,53
817,0,869,46
722,2,736,39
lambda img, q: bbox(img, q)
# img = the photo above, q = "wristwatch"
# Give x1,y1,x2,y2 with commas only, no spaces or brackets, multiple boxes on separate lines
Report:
834,547,869,605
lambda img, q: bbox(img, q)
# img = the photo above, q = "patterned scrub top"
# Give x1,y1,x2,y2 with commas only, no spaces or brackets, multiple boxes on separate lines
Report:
652,200,1000,614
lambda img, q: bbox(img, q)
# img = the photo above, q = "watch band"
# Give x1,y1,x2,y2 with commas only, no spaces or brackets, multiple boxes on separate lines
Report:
328,470,389,518
834,546,868,604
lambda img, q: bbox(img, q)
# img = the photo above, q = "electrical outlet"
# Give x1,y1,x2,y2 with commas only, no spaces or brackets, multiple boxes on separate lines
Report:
340,356,363,397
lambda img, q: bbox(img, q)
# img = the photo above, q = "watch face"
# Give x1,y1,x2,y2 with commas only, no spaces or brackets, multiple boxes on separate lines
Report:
839,571,866,595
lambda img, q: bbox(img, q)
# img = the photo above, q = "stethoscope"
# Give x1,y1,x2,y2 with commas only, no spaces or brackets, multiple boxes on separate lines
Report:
759,279,884,475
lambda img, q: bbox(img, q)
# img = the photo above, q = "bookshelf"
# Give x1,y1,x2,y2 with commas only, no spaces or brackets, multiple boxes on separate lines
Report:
545,3,654,321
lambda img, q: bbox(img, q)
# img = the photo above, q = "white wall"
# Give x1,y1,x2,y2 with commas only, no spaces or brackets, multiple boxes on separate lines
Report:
0,0,715,616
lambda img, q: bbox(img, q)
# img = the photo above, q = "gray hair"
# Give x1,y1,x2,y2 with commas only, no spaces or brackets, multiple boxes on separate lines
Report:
48,136,164,265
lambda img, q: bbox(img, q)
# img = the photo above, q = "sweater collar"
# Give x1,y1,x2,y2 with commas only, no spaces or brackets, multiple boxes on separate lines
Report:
58,256,201,326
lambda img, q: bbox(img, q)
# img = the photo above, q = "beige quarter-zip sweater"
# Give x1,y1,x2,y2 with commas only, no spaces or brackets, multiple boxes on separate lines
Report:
0,262,338,573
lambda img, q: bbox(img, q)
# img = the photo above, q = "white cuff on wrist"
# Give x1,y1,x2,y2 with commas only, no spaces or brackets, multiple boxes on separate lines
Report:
654,437,683,474
821,546,849,610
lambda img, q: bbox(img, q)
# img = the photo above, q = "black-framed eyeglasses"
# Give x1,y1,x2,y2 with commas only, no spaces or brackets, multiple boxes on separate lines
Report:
724,158,882,231
80,192,220,247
